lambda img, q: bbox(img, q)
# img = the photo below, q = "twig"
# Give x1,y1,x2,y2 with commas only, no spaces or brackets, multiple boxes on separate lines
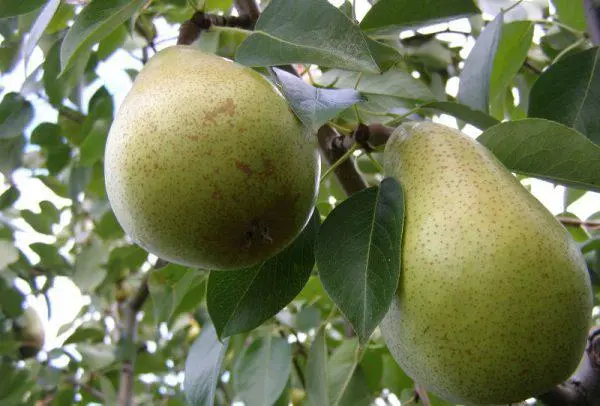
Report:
66,376,106,402
559,217,600,230
278,330,306,388
116,260,166,406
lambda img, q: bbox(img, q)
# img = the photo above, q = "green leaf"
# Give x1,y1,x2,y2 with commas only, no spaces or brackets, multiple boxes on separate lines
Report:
316,178,404,344
0,240,18,269
273,68,364,132
361,0,480,34
30,242,70,272
207,212,319,338
235,0,390,73
64,325,105,344
564,188,587,208
327,338,370,406
22,0,61,66
148,264,207,325
318,68,436,102
0,186,19,210
458,13,503,113
79,120,109,166
76,343,116,370
552,0,587,31
490,21,534,103
0,93,33,139
380,353,413,394
60,0,147,73
529,47,600,145
0,0,45,19
74,238,108,293
0,134,25,176
306,327,328,406
233,335,291,406
420,101,499,130
477,118,600,192
184,323,229,406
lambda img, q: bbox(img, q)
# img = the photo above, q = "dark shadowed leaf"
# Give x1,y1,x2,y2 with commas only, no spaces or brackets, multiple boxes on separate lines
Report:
360,0,479,34
273,68,364,131
420,101,499,130
0,0,44,19
316,178,404,344
233,335,291,406
490,21,534,103
236,0,395,72
478,118,600,192
0,186,19,210
207,212,319,338
74,238,108,293
0,93,34,139
184,323,229,406
529,47,600,145
306,326,329,406
458,12,503,113
60,0,147,73
0,134,25,177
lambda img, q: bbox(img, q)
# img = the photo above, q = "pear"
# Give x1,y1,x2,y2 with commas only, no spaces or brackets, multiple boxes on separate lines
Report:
105,46,319,270
380,122,592,405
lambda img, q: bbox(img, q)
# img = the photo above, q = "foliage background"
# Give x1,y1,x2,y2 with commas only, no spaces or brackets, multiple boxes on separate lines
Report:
1,0,600,405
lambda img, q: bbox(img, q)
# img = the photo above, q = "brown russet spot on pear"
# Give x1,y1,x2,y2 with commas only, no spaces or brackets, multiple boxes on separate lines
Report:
105,46,319,270
380,122,592,405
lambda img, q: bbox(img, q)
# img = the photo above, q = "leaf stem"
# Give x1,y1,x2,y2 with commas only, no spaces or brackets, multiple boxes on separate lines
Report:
328,121,353,135
530,19,585,37
552,37,587,64
366,152,384,173
320,143,359,184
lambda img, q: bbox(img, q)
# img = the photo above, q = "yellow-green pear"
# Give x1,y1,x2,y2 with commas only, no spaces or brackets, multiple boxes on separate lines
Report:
105,46,319,270
380,122,592,405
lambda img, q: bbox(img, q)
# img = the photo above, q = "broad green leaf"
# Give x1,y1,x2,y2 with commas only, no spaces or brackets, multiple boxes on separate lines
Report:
148,264,207,325
318,68,436,102
205,0,234,12
73,238,108,293
22,0,61,67
0,93,34,139
79,120,109,166
529,47,600,145
64,325,105,344
30,242,70,272
552,0,586,31
490,21,533,103
184,323,229,406
316,178,403,344
0,134,25,176
21,201,59,235
361,0,480,35
236,0,393,73
420,101,499,130
0,186,19,210
564,188,587,208
380,354,413,394
207,212,319,338
306,327,329,406
76,343,116,370
327,338,371,406
60,0,147,73
0,0,45,19
234,335,291,406
458,13,503,113
273,68,364,132
478,118,600,192
0,240,18,269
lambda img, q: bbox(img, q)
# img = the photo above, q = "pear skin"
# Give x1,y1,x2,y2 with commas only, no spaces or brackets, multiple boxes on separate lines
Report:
380,122,592,405
105,46,319,270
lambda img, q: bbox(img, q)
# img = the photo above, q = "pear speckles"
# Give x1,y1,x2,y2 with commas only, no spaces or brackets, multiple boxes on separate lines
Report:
104,46,320,270
380,122,592,405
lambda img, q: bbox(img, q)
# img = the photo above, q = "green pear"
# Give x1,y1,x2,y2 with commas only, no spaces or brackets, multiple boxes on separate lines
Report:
105,46,319,270
380,122,592,405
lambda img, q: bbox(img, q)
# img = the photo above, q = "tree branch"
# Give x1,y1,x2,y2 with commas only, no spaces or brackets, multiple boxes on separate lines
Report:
117,259,166,406
537,326,600,406
559,217,600,230
584,0,600,45
234,0,260,21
